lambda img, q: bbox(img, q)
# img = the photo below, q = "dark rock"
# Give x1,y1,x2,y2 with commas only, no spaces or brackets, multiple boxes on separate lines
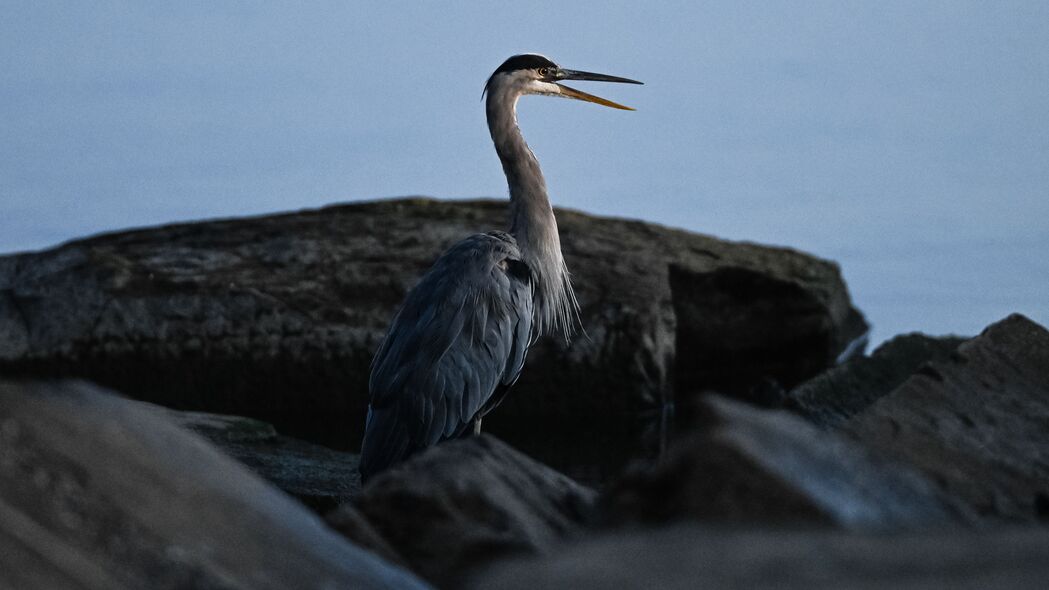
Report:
464,525,1049,590
671,263,869,405
142,405,362,512
0,198,865,454
352,434,596,587
325,504,408,570
788,333,967,427
605,395,953,528
0,379,428,590
846,314,1049,522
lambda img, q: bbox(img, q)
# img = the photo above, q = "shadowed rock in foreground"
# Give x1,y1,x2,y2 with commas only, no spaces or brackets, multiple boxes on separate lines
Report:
149,405,363,511
2,315,1049,587
604,395,954,528
0,379,427,590
845,314,1049,522
351,434,596,588
604,314,1049,531
0,198,866,448
464,525,1049,590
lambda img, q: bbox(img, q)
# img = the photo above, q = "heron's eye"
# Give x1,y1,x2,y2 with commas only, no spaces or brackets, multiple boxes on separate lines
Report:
537,67,549,77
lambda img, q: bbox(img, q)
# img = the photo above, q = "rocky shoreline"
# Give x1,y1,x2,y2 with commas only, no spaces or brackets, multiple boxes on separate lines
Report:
2,199,1047,588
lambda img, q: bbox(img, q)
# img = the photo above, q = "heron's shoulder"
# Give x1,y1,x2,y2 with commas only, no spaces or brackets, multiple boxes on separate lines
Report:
483,230,520,249
432,232,530,285
444,231,522,257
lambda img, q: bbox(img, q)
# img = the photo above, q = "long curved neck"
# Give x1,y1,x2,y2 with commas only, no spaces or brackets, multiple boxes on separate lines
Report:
486,87,577,338
485,91,556,261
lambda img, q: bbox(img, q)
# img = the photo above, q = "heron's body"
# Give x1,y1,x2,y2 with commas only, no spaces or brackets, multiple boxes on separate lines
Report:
359,54,640,481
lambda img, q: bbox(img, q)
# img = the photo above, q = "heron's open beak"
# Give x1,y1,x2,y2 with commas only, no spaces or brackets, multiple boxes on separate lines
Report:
554,69,643,111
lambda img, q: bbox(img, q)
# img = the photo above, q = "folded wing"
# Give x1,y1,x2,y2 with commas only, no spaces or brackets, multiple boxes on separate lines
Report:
360,231,534,480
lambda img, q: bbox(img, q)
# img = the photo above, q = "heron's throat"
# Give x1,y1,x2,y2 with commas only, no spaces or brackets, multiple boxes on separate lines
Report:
486,88,579,339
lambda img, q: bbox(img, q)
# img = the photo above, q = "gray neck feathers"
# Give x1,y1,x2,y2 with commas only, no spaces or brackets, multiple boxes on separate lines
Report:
486,83,579,340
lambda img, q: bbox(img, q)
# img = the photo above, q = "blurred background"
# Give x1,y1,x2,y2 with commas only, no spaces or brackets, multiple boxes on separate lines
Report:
2,1,1046,345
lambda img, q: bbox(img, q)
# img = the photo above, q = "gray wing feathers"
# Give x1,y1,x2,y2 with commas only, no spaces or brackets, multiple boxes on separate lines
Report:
360,232,533,478
502,263,532,386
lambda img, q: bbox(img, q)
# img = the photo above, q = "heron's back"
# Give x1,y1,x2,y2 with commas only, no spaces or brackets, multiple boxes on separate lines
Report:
359,231,534,480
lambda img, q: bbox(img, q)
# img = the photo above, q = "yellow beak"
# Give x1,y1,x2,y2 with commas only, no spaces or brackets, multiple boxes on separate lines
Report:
555,83,636,111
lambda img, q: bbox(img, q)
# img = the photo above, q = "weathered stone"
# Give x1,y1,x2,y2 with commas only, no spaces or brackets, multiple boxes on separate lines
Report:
135,404,362,511
671,263,869,405
325,504,408,570
214,435,359,512
0,379,428,590
465,525,1049,590
846,314,1049,522
353,434,596,587
788,333,967,428
605,395,953,528
0,198,865,453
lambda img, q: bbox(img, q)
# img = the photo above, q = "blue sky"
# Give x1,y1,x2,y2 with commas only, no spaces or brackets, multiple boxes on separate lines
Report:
2,2,1047,344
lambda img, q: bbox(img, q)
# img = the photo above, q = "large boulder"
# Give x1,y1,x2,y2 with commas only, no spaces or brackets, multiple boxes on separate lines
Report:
0,379,427,590
0,198,865,451
604,395,953,528
351,434,596,587
465,525,1049,590
845,314,1049,522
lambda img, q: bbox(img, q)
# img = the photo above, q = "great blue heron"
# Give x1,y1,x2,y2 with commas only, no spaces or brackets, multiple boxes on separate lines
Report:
359,54,641,481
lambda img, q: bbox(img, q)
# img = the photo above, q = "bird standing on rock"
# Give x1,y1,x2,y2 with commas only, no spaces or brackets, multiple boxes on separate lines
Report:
359,54,641,481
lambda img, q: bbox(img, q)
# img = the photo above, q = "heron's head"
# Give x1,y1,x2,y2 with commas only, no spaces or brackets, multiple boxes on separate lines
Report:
483,54,642,111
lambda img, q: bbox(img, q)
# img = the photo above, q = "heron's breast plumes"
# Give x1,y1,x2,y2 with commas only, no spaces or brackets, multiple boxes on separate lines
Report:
517,214,579,341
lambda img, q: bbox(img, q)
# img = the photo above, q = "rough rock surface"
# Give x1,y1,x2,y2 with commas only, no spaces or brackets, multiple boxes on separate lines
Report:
846,314,1049,522
325,504,408,570
788,333,967,427
142,405,362,511
465,525,1049,590
605,395,953,528
0,198,865,449
352,434,596,587
0,379,428,590
670,263,869,403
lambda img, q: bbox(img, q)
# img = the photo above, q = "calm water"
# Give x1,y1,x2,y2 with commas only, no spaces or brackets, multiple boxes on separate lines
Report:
3,3,1047,345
